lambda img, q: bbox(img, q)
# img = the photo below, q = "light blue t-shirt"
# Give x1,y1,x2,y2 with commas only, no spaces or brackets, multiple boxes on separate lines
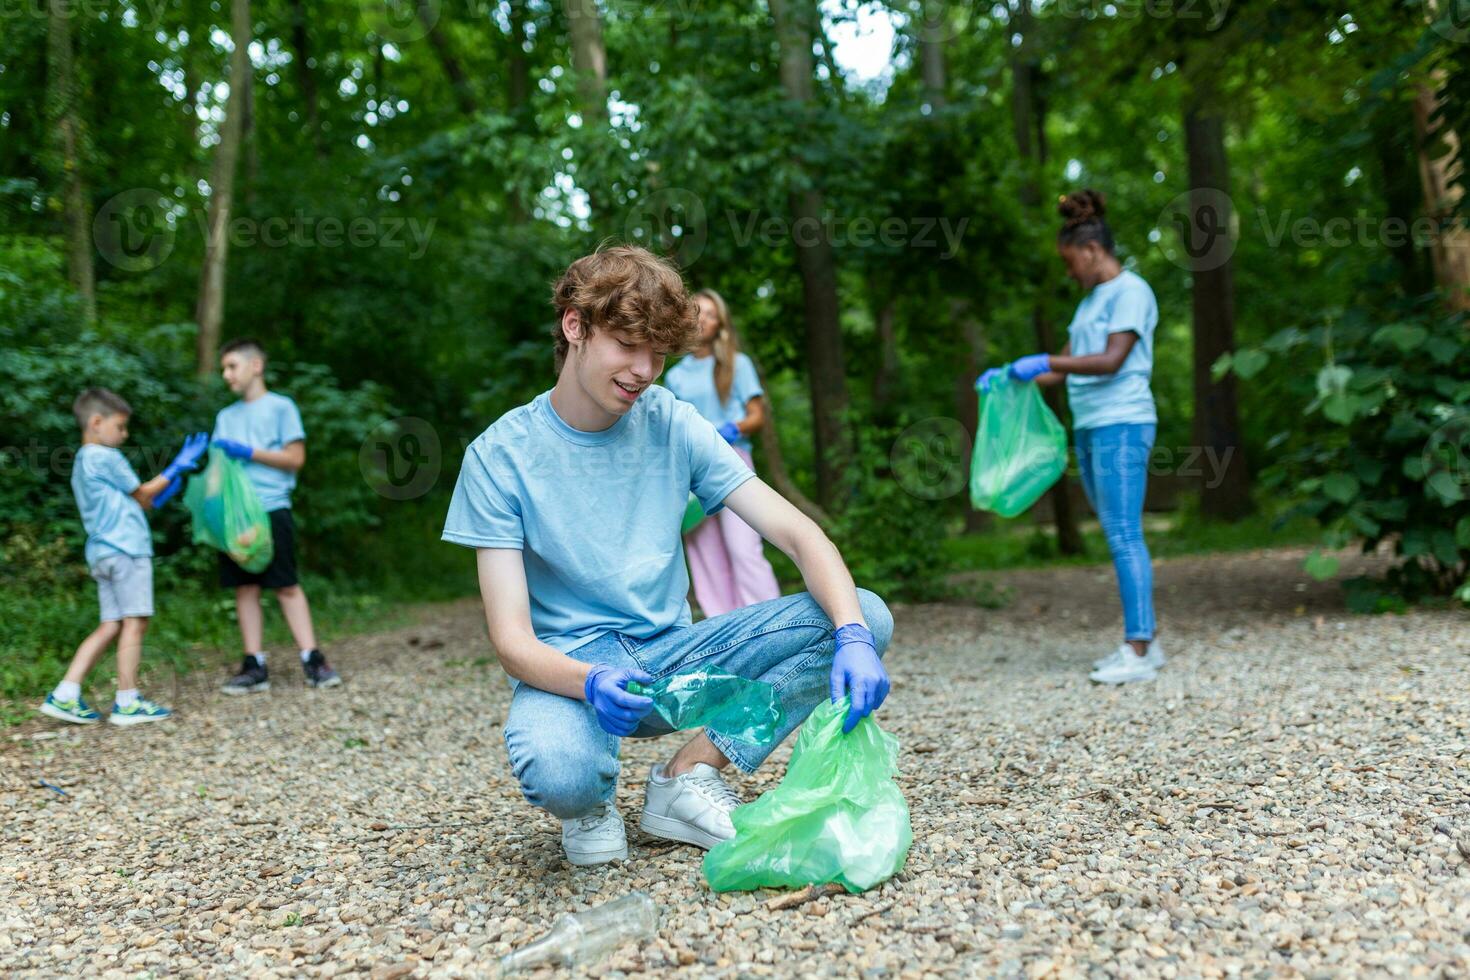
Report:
1065,269,1159,430
212,392,306,512
441,386,756,654
72,444,151,566
663,352,764,452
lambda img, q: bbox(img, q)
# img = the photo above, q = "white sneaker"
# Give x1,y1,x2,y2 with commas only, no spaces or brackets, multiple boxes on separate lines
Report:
561,802,627,866
1092,640,1166,671
639,763,742,850
1089,648,1159,685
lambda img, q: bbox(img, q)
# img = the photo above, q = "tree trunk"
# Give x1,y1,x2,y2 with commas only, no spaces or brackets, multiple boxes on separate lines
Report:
180,5,201,167
289,0,324,158
951,299,993,534
1183,101,1252,520
872,296,899,411
195,0,251,378
770,0,850,511
506,0,532,225
47,0,95,323
242,63,258,207
1412,80,1470,310
1008,3,1084,554
422,4,477,115
508,0,531,115
743,350,830,528
564,0,607,123
918,11,946,111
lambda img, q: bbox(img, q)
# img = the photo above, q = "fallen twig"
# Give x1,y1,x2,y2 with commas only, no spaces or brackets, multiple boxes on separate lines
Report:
847,900,895,926
765,882,845,911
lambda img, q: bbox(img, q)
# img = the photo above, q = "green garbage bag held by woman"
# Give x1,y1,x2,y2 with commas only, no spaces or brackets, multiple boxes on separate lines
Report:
969,374,1068,518
185,447,274,573
702,698,912,894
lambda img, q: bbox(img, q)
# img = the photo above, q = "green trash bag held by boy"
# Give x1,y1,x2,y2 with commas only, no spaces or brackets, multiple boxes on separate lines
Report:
970,374,1068,518
702,698,912,894
185,447,274,573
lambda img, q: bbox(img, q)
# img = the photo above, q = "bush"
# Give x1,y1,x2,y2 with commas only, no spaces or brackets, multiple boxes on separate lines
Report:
1220,301,1470,606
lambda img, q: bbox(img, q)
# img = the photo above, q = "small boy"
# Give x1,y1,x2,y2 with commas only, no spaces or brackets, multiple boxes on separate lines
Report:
40,388,208,726
210,338,341,693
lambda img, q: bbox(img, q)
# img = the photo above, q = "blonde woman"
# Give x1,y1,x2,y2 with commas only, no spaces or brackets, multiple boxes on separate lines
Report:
663,290,781,616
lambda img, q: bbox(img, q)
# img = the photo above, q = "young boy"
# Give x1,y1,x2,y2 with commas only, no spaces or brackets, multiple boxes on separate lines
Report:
442,246,894,867
211,338,342,694
40,388,208,726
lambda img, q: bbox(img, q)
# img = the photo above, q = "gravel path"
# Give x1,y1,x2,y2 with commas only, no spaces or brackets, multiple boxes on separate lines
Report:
3,546,1468,978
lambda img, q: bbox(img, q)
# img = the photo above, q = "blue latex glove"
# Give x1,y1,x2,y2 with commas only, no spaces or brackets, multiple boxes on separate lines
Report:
161,432,209,482
1007,353,1052,382
829,623,889,733
213,437,254,461
152,476,183,508
717,421,741,444
584,664,655,737
975,367,1006,393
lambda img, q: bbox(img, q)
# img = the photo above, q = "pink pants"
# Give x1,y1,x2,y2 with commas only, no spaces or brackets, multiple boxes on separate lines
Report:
684,447,781,617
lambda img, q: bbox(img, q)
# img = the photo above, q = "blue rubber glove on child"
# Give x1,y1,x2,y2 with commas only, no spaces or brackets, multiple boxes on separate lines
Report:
162,432,209,482
585,664,655,737
830,623,889,733
717,421,741,444
213,437,254,461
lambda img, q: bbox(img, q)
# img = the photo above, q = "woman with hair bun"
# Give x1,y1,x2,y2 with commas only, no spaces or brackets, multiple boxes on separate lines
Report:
977,189,1163,685
664,289,782,617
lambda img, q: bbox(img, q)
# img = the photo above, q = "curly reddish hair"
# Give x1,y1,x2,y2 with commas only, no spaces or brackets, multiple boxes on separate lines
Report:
550,244,699,372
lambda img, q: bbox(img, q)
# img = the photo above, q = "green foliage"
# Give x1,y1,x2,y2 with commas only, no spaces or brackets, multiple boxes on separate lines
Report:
825,422,956,602
1227,301,1470,603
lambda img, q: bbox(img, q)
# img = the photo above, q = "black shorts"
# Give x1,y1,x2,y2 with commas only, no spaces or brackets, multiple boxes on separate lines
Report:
218,508,299,589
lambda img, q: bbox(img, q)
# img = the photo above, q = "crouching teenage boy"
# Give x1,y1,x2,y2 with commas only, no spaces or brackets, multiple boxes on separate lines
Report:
41,388,209,726
442,246,894,866
211,339,341,694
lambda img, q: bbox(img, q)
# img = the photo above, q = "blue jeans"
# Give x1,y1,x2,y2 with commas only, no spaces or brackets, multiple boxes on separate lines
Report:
1074,423,1156,642
502,589,894,819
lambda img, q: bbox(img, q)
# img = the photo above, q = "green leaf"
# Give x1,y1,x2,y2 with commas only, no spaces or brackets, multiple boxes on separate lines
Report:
1425,335,1461,366
1371,323,1428,353
1322,393,1360,424
1433,529,1463,566
1232,348,1269,380
1303,550,1339,581
1211,352,1233,383
1456,516,1470,549
1346,508,1381,538
1403,455,1427,480
1353,457,1386,486
1401,527,1430,558
1426,470,1466,503
1316,364,1353,398
1322,473,1360,504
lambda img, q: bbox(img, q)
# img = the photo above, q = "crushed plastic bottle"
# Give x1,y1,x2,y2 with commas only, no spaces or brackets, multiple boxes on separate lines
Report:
627,668,784,746
498,892,658,974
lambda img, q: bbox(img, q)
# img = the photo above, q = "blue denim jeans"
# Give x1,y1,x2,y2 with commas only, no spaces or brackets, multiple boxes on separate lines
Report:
501,589,893,819
1074,423,1156,642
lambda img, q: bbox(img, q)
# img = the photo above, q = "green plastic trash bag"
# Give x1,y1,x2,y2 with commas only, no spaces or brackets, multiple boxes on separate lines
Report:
969,374,1068,518
681,493,707,534
185,447,274,573
628,667,783,746
702,698,912,894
